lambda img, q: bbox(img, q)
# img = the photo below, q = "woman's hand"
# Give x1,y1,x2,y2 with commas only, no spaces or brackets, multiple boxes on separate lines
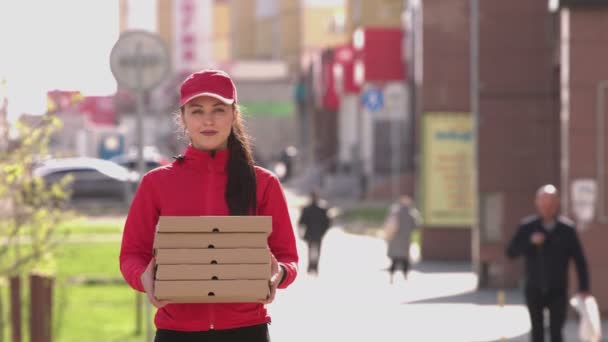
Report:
141,258,170,308
262,253,284,304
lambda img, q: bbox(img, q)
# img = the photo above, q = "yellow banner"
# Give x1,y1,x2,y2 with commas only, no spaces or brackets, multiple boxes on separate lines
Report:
422,113,476,227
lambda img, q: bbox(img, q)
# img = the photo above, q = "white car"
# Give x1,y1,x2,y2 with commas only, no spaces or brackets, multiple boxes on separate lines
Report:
33,157,139,200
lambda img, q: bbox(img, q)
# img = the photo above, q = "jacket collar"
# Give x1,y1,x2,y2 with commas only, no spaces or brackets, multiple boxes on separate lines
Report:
181,144,229,174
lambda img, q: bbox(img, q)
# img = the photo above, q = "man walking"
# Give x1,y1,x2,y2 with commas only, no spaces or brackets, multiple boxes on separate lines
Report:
506,184,591,342
298,190,331,274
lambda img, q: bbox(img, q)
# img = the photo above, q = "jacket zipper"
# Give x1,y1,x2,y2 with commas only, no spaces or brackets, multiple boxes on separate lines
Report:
537,229,547,294
206,162,215,330
207,304,214,330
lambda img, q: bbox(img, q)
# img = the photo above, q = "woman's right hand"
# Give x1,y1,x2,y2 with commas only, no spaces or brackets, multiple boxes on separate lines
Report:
141,258,170,308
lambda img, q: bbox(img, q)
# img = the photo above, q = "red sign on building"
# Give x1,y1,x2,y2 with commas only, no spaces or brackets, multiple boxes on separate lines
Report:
333,44,360,94
313,48,340,111
353,27,407,84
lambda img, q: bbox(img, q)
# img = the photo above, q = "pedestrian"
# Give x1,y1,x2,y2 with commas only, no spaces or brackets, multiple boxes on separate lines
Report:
506,184,591,342
383,195,420,284
298,190,331,274
119,69,299,342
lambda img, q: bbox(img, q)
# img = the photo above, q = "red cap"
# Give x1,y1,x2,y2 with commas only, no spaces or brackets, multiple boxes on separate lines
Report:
179,69,237,107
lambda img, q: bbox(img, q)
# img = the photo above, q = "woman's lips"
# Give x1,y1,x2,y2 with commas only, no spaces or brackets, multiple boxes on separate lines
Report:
201,131,218,136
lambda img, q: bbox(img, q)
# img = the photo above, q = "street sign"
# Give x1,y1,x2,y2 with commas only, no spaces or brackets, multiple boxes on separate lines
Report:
571,178,597,229
383,82,408,120
361,86,384,113
110,30,171,91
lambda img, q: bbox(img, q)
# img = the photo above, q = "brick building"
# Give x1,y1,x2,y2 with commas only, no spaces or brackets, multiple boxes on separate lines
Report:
416,0,608,315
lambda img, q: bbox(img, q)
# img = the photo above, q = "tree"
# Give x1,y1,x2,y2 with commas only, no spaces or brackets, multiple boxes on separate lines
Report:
0,115,73,340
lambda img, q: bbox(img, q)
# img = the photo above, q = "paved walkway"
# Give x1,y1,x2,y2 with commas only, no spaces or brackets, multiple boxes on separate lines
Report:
269,224,606,341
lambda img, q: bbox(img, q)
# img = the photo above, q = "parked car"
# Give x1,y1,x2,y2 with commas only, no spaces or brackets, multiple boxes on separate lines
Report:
33,157,138,201
110,146,170,173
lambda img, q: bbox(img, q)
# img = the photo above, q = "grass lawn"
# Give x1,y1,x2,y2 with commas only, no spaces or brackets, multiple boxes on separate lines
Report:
53,284,149,342
0,214,150,342
52,241,152,342
57,217,125,235
53,232,154,342
55,242,123,279
338,207,389,224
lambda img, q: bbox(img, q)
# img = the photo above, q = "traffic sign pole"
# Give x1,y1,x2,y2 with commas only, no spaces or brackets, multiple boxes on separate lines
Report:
109,30,170,342
134,41,152,342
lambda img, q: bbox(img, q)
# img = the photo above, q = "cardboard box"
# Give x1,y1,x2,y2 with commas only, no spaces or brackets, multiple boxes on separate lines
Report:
155,264,271,280
153,233,267,249
154,248,270,265
155,280,270,303
152,216,273,303
157,216,272,233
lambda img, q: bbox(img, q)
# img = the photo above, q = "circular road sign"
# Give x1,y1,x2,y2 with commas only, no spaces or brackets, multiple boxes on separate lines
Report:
110,30,171,91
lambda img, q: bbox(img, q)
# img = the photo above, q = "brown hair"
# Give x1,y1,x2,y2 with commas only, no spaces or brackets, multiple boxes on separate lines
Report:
177,105,257,215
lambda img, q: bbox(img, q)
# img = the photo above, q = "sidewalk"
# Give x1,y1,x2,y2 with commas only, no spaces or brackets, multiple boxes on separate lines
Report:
277,188,604,341
399,261,607,341
271,224,607,341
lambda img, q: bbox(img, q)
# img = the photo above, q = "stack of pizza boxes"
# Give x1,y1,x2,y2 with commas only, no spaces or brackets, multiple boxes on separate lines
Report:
153,216,272,303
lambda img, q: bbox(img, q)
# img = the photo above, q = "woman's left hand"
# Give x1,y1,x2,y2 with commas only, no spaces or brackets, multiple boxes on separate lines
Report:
262,253,284,304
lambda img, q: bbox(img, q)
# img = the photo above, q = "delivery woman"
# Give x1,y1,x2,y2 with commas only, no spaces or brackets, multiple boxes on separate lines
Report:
119,69,299,341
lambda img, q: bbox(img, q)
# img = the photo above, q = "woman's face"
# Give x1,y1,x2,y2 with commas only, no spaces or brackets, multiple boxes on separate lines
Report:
182,96,235,151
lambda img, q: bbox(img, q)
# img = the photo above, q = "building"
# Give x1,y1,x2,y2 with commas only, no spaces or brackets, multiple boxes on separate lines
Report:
230,0,347,75
344,0,406,36
410,0,608,315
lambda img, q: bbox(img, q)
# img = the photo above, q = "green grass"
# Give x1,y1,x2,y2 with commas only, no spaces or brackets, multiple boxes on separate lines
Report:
0,239,149,342
54,242,142,342
0,217,124,242
57,217,125,235
339,207,389,224
53,284,149,342
55,242,122,279
52,242,149,342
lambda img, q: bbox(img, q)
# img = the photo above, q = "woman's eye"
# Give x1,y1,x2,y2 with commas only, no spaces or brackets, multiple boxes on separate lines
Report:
192,110,203,115
214,108,225,113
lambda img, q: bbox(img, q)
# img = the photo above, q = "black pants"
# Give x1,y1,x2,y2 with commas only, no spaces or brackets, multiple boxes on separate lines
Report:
389,257,409,275
155,323,270,342
307,240,322,273
524,287,567,342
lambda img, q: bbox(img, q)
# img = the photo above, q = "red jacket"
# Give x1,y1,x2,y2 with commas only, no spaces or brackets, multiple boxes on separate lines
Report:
119,145,299,331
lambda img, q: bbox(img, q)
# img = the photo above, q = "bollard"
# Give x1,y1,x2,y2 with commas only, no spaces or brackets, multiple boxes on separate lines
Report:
135,292,142,335
30,274,53,342
497,290,506,342
10,276,21,342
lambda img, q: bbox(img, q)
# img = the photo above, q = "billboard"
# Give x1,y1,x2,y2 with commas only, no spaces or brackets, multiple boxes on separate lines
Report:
421,113,476,227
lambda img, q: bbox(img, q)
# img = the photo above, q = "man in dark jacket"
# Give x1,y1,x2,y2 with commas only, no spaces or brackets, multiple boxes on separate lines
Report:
506,184,591,342
298,191,331,274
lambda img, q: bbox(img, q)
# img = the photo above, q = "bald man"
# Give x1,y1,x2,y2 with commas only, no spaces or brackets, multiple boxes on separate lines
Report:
506,185,590,342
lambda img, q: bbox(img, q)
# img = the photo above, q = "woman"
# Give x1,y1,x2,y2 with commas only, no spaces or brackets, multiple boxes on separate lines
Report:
119,69,299,341
384,195,420,284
